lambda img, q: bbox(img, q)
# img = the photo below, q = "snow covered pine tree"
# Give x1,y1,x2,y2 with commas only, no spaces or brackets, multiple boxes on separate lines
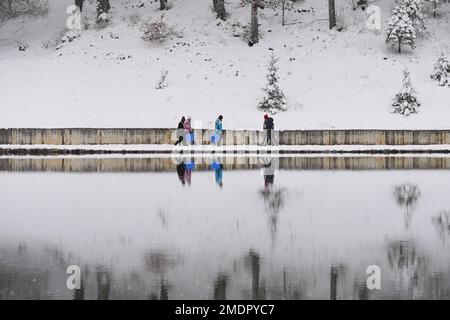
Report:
258,55,287,114
398,0,425,21
392,69,421,115
430,53,449,86
385,5,416,53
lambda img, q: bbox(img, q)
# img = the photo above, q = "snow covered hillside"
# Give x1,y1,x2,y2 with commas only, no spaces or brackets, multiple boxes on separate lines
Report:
0,0,449,129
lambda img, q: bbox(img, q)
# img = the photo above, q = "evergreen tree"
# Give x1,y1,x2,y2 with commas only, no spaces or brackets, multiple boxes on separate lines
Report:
398,0,425,22
258,55,287,114
267,0,294,26
392,69,421,115
385,5,416,53
397,0,426,33
430,53,449,86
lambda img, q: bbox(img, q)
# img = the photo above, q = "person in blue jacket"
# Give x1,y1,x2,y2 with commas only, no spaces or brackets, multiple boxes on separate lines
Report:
214,115,223,144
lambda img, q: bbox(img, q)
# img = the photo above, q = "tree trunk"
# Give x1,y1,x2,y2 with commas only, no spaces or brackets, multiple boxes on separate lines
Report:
96,0,110,19
215,0,226,20
282,1,285,26
7,0,12,12
328,0,336,29
250,1,259,45
75,0,84,12
398,40,401,54
160,0,167,10
433,2,437,18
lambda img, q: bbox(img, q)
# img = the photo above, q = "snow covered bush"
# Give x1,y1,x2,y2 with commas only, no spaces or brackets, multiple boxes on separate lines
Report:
155,70,169,89
392,69,421,115
258,55,287,114
385,5,416,53
141,16,180,42
430,53,449,86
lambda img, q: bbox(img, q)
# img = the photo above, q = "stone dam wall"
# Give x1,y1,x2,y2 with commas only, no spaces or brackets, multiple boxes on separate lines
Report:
2,128,450,145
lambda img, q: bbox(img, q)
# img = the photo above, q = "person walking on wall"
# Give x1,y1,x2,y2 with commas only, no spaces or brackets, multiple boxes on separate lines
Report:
174,116,186,146
184,116,194,145
214,115,224,145
263,114,274,146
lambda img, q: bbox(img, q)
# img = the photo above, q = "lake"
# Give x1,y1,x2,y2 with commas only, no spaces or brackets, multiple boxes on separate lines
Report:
1,155,450,300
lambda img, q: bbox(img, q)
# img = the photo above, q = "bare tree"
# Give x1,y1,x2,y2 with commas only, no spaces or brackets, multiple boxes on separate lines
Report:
75,0,84,11
96,0,110,21
267,0,294,26
159,0,168,10
213,0,226,20
328,0,336,29
250,0,265,45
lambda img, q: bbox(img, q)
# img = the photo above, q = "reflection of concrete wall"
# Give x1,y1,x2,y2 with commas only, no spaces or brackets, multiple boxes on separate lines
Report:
3,128,450,145
2,156,450,172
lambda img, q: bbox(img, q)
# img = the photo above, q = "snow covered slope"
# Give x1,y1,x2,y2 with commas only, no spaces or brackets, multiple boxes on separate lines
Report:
0,0,449,129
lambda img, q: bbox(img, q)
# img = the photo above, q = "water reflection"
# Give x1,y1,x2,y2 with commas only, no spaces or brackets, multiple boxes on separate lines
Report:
393,184,421,229
211,161,224,188
1,156,450,299
213,273,228,300
432,211,450,242
387,240,426,299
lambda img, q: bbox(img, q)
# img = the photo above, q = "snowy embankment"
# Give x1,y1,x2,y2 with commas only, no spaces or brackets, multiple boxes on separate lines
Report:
4,144,450,156
0,0,449,130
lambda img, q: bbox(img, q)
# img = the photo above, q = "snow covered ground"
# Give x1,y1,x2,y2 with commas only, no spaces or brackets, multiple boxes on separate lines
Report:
0,0,449,129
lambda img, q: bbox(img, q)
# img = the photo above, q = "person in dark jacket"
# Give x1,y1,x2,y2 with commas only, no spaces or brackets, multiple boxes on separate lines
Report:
174,117,186,146
176,161,186,185
263,114,274,145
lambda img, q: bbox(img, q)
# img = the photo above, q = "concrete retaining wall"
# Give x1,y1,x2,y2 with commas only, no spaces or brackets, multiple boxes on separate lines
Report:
2,156,450,172
2,128,450,145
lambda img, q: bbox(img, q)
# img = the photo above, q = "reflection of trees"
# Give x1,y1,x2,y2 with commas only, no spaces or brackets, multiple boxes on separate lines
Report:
432,211,450,242
353,281,368,300
387,240,426,298
144,250,179,300
243,250,266,300
213,272,229,300
393,183,421,229
260,187,286,241
73,278,85,300
330,265,347,300
96,267,111,300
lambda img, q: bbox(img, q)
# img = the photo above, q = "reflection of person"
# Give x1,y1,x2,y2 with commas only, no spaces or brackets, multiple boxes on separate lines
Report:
184,161,193,186
263,161,275,189
215,164,223,187
176,162,186,185
211,161,223,187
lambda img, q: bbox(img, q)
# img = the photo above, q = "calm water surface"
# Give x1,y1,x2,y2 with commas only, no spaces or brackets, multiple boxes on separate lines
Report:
1,156,450,300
